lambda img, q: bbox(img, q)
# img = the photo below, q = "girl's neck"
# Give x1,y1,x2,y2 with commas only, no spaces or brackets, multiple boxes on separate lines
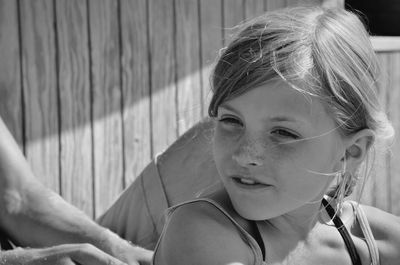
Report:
263,199,330,239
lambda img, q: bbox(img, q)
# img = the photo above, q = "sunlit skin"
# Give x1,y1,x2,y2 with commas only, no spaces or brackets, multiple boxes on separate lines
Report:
212,80,349,234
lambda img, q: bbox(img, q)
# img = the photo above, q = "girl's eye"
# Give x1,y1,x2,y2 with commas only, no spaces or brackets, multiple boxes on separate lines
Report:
271,129,299,139
218,116,243,126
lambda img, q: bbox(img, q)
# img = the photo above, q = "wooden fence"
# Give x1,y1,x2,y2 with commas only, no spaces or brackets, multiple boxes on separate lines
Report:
0,0,399,218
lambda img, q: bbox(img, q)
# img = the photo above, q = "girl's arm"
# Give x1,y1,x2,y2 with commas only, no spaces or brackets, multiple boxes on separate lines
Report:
153,201,253,265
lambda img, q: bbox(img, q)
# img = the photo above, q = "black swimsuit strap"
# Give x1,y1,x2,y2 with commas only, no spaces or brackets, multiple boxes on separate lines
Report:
322,198,362,265
252,221,266,261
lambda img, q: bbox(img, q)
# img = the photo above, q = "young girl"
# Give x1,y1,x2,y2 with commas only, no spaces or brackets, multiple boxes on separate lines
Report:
152,6,400,265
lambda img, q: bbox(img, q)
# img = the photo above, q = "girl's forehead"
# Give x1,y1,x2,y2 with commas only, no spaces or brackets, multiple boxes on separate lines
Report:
222,81,337,130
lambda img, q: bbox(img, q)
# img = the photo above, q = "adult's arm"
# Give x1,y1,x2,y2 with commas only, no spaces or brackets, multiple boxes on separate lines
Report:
98,117,220,249
0,117,151,265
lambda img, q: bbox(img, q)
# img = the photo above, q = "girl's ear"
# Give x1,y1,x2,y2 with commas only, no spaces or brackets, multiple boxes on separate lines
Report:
342,129,375,170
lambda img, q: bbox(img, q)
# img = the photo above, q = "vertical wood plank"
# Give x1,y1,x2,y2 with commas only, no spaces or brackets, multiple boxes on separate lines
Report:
285,0,322,7
19,0,60,193
245,0,266,19
321,0,344,8
387,52,400,215
56,0,93,217
285,0,301,7
120,0,152,184
0,0,23,147
265,0,286,11
266,0,342,9
200,0,223,116
175,0,202,135
89,0,123,217
149,0,177,155
223,0,245,44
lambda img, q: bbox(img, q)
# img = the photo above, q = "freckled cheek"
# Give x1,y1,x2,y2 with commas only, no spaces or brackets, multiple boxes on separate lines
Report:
277,146,333,181
264,143,324,181
213,130,299,169
212,131,236,163
272,153,322,195
267,142,297,161
267,149,303,180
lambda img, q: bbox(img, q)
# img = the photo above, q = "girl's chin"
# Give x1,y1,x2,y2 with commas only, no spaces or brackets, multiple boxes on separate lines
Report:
227,194,280,220
233,204,280,220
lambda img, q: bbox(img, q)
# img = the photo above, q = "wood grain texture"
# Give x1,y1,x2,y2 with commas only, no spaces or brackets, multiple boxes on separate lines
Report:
20,0,60,193
285,0,322,7
387,52,400,215
200,0,223,117
89,0,123,217
266,0,342,9
265,0,286,11
245,0,266,19
149,0,177,155
120,0,152,185
56,0,93,217
0,0,23,147
223,0,245,44
175,0,202,135
321,0,344,8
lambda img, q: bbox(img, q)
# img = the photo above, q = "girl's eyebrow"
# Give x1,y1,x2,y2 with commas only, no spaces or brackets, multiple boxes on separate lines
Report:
220,103,309,125
269,116,299,123
268,116,309,126
219,103,241,115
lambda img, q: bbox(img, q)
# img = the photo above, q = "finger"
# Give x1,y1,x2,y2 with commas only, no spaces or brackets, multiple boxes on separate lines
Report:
70,243,127,265
132,248,153,265
0,247,77,265
139,248,153,263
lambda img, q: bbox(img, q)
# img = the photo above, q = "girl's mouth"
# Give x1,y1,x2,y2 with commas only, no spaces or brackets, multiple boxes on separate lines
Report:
234,177,258,185
231,176,273,189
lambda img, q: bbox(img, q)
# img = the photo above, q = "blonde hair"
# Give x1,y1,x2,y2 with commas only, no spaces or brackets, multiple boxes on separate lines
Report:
208,7,394,199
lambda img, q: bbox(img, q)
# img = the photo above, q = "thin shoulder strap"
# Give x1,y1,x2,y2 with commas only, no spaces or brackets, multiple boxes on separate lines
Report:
322,198,362,265
160,198,265,265
348,201,380,265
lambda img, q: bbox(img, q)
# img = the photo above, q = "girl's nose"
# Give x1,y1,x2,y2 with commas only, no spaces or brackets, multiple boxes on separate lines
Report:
232,138,264,167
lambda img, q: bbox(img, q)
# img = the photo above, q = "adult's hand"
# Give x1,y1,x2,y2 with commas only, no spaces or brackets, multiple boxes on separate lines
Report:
0,115,153,265
111,243,153,265
0,243,130,265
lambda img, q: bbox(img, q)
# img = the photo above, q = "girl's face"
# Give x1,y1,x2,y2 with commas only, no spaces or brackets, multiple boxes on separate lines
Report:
213,80,346,220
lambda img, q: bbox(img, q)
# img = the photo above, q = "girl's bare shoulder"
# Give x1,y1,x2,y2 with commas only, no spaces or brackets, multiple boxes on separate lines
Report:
360,204,400,264
153,198,254,265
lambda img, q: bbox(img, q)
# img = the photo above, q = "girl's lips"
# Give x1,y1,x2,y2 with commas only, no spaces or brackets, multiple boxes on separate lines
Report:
231,176,273,190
